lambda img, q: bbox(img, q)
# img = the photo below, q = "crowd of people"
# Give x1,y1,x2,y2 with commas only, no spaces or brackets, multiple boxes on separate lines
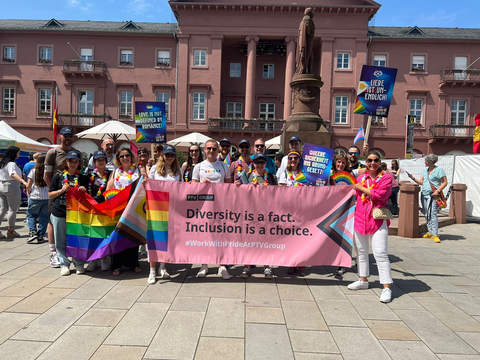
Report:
0,127,448,304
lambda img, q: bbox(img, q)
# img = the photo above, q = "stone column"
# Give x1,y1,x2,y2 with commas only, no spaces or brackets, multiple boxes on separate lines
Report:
176,34,190,130
449,183,468,224
283,37,297,120
244,36,259,120
398,181,420,238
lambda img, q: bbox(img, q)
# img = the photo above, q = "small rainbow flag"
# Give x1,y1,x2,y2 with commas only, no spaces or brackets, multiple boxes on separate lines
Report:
146,188,169,252
66,180,143,261
295,172,309,186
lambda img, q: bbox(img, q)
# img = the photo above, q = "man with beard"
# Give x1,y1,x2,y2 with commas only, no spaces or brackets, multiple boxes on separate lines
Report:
230,139,254,182
348,145,368,170
44,127,78,268
217,138,232,165
250,138,276,174
87,138,116,172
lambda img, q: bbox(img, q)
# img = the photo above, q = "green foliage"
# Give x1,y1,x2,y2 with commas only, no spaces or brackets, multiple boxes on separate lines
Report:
176,149,186,166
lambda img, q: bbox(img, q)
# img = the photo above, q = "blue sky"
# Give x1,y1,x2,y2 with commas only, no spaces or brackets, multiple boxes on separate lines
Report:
1,0,478,28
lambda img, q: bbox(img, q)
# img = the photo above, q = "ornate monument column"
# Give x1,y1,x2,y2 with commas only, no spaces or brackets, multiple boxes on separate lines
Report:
283,37,297,120
245,36,259,120
282,8,331,151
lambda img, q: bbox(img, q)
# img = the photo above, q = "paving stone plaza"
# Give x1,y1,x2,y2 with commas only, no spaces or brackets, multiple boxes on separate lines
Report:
0,213,480,359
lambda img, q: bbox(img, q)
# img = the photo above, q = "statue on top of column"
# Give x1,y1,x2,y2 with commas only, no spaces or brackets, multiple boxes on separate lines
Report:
295,7,315,75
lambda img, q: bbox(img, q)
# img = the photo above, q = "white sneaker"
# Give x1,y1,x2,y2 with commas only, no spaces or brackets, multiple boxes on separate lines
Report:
50,252,61,268
158,267,170,279
240,267,250,278
139,244,147,257
60,265,71,276
380,288,392,303
264,267,273,279
148,270,156,285
76,265,86,275
86,260,97,272
348,278,369,290
218,266,231,280
197,264,208,278
101,259,109,271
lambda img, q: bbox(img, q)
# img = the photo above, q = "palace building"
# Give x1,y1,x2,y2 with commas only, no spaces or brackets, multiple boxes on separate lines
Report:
1,0,479,156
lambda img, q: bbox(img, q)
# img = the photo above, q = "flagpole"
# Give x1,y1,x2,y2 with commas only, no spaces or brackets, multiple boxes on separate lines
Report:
53,86,58,144
364,115,372,147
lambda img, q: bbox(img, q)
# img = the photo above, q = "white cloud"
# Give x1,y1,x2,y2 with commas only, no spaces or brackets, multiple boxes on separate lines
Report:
69,0,94,12
422,11,458,26
128,0,154,15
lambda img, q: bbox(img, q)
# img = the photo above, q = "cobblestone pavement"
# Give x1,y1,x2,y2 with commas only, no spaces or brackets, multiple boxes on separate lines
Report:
1,213,480,359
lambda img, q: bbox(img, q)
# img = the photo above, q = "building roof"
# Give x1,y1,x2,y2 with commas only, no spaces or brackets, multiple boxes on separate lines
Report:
0,19,178,34
368,26,480,40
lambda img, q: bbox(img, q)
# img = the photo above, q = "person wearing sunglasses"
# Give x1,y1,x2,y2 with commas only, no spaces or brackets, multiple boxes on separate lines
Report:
230,139,254,181
249,138,276,174
145,145,182,284
276,136,303,178
191,139,233,280
217,138,232,165
347,145,368,170
181,144,203,182
137,147,151,178
106,147,141,276
87,138,116,172
349,151,393,303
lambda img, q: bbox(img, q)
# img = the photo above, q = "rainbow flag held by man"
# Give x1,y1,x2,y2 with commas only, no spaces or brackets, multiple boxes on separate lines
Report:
66,179,144,261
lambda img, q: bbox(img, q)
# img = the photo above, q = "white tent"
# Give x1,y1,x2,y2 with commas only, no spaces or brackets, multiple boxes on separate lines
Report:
265,135,281,150
167,132,211,147
75,120,136,141
0,121,51,152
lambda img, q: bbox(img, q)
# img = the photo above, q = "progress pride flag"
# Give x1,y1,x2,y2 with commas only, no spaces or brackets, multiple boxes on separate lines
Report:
145,181,356,267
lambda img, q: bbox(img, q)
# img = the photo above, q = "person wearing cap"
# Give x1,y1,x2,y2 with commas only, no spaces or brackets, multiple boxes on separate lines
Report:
217,138,232,165
106,147,141,276
276,136,303,178
87,138,116,172
237,152,278,279
144,145,182,284
48,150,89,276
44,127,79,269
230,139,254,181
191,139,233,280
85,151,111,272
250,138,276,174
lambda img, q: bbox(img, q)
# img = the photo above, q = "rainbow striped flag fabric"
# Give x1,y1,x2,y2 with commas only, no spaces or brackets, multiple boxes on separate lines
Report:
145,187,169,252
66,179,144,261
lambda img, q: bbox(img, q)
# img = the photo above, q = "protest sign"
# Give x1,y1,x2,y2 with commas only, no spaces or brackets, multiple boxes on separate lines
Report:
354,65,397,117
135,101,166,143
301,143,334,186
140,181,355,267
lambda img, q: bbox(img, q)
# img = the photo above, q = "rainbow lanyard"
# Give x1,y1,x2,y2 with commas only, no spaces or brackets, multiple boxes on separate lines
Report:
89,168,107,196
252,170,269,185
63,170,79,188
287,171,306,186
237,156,253,178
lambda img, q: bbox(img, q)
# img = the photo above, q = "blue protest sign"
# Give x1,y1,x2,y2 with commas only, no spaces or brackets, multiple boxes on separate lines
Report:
302,143,334,186
354,65,397,117
135,101,166,143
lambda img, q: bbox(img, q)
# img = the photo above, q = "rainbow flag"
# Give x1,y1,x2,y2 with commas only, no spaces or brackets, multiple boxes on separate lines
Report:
295,172,309,186
66,179,143,261
146,187,169,252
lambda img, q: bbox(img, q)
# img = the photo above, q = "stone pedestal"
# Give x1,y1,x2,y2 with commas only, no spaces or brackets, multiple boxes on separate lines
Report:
449,183,468,224
282,74,331,151
398,181,420,238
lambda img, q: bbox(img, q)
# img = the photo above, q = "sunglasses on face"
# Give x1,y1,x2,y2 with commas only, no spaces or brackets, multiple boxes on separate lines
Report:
190,149,199,153
349,152,359,156
119,154,131,159
240,146,250,149
366,158,380,164
63,135,74,139
206,147,218,151
220,144,230,148
105,144,114,147
288,157,299,161
137,151,148,155
254,144,265,148
164,153,175,158
255,161,266,165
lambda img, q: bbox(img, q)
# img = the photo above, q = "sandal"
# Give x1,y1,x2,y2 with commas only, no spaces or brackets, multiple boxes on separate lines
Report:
134,267,142,273
7,230,20,238
112,268,121,276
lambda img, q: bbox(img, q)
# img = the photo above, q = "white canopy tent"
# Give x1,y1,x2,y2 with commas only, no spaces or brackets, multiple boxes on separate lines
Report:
0,121,51,152
167,132,211,147
75,120,136,142
265,135,281,150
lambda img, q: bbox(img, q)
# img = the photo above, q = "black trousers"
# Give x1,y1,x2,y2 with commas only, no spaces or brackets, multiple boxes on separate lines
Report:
111,246,140,270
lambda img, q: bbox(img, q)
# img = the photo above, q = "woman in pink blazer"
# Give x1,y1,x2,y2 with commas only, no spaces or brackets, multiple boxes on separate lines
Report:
347,151,393,303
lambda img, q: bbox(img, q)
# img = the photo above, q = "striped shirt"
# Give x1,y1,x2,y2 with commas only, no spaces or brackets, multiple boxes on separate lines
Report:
28,170,49,200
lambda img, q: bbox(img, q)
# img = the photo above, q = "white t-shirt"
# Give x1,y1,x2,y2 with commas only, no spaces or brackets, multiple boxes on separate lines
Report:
278,170,298,186
0,162,21,181
149,165,180,182
192,160,230,183
28,170,49,200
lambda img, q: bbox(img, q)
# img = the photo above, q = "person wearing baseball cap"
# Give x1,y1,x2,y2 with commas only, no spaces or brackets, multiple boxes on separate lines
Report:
44,127,79,269
276,136,303,178
218,138,232,165
49,149,88,276
250,137,276,174
230,139,254,182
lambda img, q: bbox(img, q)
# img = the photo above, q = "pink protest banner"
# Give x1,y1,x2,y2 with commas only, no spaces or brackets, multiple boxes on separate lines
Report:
142,181,356,267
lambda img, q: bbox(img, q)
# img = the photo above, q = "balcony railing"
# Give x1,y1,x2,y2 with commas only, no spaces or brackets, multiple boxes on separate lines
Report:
62,60,106,78
208,117,285,132
440,69,480,82
429,124,475,138
57,114,111,127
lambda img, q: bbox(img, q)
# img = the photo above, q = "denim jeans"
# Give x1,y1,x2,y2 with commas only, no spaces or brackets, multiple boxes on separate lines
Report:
26,199,49,237
422,194,439,236
50,214,84,268
389,186,399,215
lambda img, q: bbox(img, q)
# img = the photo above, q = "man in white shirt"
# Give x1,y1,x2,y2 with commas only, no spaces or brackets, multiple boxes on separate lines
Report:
191,139,232,279
276,136,302,178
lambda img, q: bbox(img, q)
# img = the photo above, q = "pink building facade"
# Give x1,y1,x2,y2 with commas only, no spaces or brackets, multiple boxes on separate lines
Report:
1,0,479,156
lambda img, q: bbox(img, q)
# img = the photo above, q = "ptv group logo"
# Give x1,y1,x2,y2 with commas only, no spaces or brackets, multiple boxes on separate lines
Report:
187,194,215,201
